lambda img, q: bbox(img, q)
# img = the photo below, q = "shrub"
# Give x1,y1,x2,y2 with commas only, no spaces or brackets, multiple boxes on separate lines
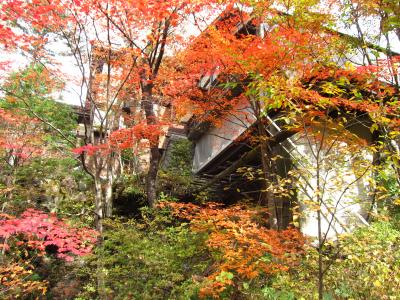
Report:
77,208,210,299
270,221,400,299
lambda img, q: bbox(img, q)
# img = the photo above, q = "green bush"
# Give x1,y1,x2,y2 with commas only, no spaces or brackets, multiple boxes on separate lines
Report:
270,221,400,299
77,208,210,300
158,139,194,197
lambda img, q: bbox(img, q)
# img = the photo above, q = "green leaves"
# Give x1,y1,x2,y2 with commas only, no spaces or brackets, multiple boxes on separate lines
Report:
79,211,209,300
216,271,234,283
262,287,295,300
268,221,400,299
1,64,77,147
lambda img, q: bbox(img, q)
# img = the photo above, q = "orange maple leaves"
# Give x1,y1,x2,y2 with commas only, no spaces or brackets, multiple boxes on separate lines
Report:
73,122,167,156
160,202,305,298
0,263,48,298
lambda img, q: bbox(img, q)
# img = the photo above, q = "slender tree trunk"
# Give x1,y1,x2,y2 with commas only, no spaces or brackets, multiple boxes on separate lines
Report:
104,155,115,217
250,96,279,229
95,213,106,300
142,83,161,207
257,119,278,229
104,180,113,218
94,178,104,233
94,176,107,299
146,147,161,207
367,151,381,221
317,208,324,300
316,137,324,300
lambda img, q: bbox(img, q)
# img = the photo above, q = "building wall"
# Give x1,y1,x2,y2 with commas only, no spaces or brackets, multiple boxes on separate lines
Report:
286,129,372,239
193,105,255,173
192,112,373,239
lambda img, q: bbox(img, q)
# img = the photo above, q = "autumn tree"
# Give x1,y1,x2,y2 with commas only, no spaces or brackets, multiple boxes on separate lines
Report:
87,0,226,207
0,0,231,230
0,64,79,217
169,1,399,297
160,201,304,298
0,109,43,201
332,0,400,185
0,209,97,298
172,1,347,225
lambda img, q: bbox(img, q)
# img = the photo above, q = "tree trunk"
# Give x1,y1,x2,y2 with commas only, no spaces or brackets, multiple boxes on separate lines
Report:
94,179,104,233
142,83,161,207
316,131,324,300
317,209,324,300
146,147,161,207
257,118,278,229
104,180,113,218
104,155,115,217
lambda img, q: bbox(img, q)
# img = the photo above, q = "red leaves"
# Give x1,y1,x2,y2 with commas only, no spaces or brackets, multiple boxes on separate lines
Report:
73,122,167,156
0,23,18,49
72,143,111,156
0,209,98,261
111,122,166,148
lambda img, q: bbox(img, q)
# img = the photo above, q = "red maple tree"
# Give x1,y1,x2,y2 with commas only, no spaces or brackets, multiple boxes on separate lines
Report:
0,209,98,262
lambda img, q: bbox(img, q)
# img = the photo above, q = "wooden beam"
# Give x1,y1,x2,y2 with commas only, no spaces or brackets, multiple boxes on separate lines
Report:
194,129,296,193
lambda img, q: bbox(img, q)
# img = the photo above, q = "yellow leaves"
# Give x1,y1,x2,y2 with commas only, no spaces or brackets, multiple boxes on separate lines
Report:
373,280,382,287
393,199,400,206
370,123,380,134
344,61,356,71
320,81,345,96
292,214,300,228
